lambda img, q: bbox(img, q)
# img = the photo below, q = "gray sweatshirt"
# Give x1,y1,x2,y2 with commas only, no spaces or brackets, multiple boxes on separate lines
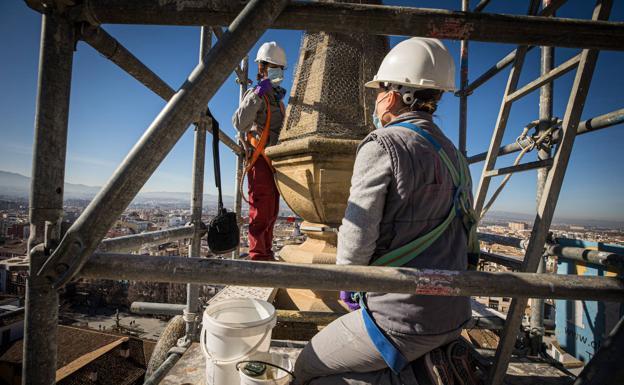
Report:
232,86,285,147
337,111,472,335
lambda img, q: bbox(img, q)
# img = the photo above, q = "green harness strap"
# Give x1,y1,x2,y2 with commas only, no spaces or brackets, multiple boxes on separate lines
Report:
353,122,480,373
370,122,479,269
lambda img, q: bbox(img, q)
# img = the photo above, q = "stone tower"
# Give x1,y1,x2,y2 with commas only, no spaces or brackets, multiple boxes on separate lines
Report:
266,2,388,264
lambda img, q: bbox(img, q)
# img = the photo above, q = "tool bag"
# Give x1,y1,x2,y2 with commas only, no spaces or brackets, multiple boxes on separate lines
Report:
206,109,240,254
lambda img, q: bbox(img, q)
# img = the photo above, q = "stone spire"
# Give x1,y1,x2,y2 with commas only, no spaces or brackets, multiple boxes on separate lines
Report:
266,1,387,264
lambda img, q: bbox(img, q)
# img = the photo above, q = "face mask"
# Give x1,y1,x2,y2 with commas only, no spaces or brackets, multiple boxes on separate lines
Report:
372,113,383,130
372,91,391,129
267,67,284,85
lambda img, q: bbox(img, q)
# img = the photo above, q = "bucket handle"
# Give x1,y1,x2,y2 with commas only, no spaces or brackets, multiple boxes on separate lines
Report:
200,327,272,364
236,360,296,381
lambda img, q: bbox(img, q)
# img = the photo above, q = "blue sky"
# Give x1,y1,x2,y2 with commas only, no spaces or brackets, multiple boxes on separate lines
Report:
0,1,622,222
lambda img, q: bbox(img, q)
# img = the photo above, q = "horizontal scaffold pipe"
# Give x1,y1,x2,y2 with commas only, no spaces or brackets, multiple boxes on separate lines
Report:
130,301,186,316
79,25,241,154
478,232,525,249
477,232,624,271
79,254,624,302
97,225,197,253
75,1,624,51
545,244,624,272
468,108,624,163
479,251,523,270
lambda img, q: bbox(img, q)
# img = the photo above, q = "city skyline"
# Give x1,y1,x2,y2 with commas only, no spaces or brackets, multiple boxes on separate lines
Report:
1,0,623,222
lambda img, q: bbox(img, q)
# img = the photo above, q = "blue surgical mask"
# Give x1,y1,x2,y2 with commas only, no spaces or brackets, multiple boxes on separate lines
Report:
372,91,391,130
267,67,284,85
372,113,383,130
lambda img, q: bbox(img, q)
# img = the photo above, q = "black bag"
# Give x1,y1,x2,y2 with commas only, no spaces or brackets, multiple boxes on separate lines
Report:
206,109,240,254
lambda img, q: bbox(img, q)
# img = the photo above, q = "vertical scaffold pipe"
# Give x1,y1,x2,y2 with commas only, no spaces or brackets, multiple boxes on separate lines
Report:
459,0,469,155
233,56,249,259
530,0,555,355
185,26,212,338
23,10,75,385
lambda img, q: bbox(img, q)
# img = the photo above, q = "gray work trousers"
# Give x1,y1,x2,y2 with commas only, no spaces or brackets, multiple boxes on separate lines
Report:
292,310,461,385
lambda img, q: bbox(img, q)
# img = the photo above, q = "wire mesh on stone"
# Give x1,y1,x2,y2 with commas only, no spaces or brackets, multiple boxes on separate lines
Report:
280,24,387,142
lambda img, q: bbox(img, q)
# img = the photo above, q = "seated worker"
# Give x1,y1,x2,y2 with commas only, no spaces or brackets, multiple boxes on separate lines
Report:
292,38,475,385
233,42,287,261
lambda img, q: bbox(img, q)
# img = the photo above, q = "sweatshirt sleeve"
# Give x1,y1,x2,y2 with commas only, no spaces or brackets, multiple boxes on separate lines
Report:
232,89,264,137
336,140,393,266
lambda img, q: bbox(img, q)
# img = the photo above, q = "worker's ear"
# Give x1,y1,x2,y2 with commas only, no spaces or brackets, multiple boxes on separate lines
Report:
387,91,403,111
257,62,268,81
378,91,401,124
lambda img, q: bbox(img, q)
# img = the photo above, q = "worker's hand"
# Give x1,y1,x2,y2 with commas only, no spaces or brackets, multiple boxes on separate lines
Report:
253,78,272,97
340,291,360,312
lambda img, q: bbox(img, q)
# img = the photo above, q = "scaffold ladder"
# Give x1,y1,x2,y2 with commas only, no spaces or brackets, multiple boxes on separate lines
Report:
471,1,614,384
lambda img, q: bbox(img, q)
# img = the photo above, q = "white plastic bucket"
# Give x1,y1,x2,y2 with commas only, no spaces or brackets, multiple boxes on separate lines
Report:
201,298,277,385
238,353,294,385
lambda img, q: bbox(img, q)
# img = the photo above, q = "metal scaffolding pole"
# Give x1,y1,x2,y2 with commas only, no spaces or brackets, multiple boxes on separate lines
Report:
505,53,579,103
80,25,241,154
97,225,196,253
460,1,566,96
473,0,539,217
75,1,624,50
545,244,624,271
233,56,249,259
184,26,211,339
483,158,553,177
467,108,624,163
210,25,247,259
38,0,290,289
530,1,555,353
78,254,624,301
474,0,492,12
459,0,469,155
478,232,624,271
487,2,612,384
80,25,173,100
131,302,186,316
23,10,75,385
473,47,530,214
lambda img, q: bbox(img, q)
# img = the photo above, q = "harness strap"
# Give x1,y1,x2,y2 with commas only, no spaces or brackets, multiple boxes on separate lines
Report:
245,95,272,172
357,121,477,373
371,122,467,268
240,95,285,204
360,299,408,374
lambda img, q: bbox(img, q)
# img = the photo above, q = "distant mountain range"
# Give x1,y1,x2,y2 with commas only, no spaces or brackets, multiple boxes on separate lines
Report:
1,170,619,227
0,170,235,206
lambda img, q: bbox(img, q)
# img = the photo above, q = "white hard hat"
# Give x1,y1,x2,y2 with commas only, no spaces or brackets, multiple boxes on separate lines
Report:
255,41,287,68
366,37,455,92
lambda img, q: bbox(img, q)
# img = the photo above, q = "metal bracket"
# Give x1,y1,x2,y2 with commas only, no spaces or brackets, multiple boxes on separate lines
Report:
36,231,85,288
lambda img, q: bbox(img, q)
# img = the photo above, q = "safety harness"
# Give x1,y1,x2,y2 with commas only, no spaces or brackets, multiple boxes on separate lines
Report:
358,121,480,374
239,94,285,203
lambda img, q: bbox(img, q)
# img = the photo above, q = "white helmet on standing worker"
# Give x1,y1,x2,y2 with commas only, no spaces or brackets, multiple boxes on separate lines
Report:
366,37,455,92
255,41,287,68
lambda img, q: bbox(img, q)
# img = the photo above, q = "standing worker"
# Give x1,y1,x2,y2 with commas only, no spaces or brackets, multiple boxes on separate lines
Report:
233,42,287,261
292,38,479,385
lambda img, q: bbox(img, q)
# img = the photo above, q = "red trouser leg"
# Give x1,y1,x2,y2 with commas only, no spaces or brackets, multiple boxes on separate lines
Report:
265,182,280,254
248,156,279,261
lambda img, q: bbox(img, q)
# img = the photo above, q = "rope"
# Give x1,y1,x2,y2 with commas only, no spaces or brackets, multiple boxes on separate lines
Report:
480,118,559,219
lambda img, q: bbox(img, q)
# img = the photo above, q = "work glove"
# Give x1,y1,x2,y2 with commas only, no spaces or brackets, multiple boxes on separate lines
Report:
340,291,360,312
253,78,272,97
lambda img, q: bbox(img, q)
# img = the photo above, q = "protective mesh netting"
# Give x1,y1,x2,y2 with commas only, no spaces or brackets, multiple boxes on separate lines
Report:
280,2,388,142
